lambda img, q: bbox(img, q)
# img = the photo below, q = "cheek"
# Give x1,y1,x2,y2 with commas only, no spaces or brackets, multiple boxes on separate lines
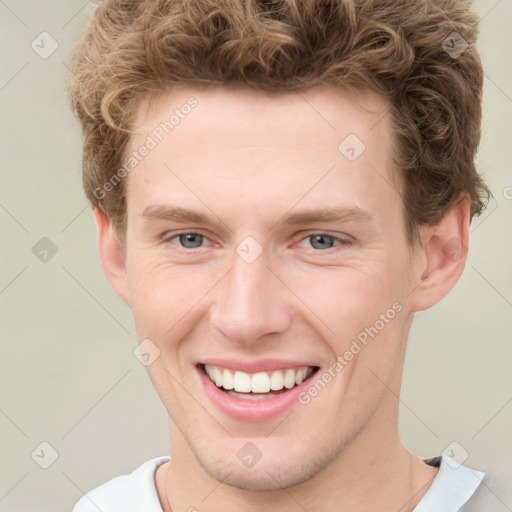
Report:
127,257,176,331
283,253,410,369
126,255,216,337
291,258,403,322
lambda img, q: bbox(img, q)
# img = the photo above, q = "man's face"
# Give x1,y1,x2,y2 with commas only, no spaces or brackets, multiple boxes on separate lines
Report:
120,85,421,489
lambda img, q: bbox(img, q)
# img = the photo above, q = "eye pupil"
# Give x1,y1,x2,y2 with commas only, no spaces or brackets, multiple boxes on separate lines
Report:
310,234,334,250
174,233,341,250
179,233,203,248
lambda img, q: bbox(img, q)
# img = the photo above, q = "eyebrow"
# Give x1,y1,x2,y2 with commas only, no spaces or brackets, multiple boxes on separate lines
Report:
142,205,214,226
277,206,374,226
141,204,374,228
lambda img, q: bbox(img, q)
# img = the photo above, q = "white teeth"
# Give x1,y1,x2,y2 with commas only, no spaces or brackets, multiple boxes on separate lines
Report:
203,364,314,394
251,372,270,393
269,370,284,391
283,369,296,389
295,368,305,385
213,366,223,387
222,368,234,390
233,371,252,392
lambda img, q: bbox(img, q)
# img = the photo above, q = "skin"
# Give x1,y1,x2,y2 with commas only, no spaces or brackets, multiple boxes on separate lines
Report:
95,84,470,511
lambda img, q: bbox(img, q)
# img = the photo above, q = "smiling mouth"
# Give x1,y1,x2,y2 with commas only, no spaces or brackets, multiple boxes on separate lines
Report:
200,364,319,400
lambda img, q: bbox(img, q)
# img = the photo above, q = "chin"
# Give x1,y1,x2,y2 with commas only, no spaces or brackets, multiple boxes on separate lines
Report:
195,444,339,491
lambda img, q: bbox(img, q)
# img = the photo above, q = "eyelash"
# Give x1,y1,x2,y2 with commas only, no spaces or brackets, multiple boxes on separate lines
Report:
296,233,354,250
162,231,353,251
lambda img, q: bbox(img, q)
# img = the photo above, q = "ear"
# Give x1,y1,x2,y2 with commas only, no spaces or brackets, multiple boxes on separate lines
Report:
94,208,131,307
409,196,471,312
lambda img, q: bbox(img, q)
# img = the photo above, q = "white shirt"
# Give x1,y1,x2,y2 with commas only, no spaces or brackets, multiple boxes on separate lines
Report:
72,455,488,512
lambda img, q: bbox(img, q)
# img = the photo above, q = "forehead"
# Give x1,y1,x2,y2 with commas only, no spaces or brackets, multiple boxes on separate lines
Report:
126,84,400,226
133,84,391,154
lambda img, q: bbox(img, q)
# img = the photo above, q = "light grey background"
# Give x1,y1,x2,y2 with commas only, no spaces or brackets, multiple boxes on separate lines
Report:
0,1,511,511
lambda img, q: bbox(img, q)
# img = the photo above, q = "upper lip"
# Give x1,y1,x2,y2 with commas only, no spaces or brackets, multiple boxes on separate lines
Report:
199,358,319,373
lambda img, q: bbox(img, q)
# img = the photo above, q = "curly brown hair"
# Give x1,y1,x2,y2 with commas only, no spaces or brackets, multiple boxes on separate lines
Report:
67,0,490,249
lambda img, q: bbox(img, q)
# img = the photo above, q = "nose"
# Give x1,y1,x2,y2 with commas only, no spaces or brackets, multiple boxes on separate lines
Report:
209,249,291,347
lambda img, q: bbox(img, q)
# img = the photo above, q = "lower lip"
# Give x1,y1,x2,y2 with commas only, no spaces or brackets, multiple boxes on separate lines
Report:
198,366,317,422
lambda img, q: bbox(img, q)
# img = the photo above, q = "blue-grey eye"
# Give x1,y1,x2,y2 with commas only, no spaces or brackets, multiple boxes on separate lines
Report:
309,234,336,250
178,233,204,248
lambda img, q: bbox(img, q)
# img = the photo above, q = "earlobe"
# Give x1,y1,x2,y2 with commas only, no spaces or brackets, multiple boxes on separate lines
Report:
93,208,131,307
409,197,470,312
